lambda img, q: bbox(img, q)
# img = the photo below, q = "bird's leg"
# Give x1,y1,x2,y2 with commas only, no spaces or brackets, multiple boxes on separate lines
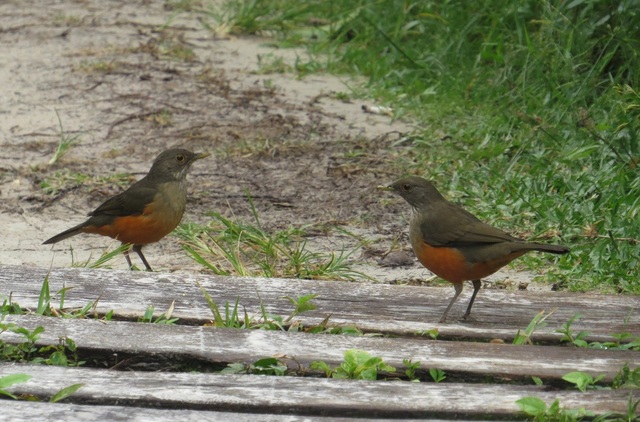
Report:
123,246,134,270
440,282,464,323
462,279,482,320
133,244,153,272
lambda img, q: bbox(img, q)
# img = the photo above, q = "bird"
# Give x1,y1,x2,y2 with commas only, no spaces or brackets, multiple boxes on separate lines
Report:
43,148,209,271
381,176,569,322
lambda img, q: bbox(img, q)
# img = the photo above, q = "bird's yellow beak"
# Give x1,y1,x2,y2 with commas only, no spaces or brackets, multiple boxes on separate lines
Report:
194,152,210,160
377,184,394,191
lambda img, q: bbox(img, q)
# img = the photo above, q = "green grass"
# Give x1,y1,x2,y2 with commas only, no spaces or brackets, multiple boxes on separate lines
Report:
48,110,81,165
39,170,132,196
170,0,640,294
311,349,396,380
221,357,288,376
177,193,368,281
198,283,366,335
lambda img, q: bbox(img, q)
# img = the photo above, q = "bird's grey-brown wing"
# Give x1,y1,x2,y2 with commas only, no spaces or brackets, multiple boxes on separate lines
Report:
414,201,520,248
88,177,157,218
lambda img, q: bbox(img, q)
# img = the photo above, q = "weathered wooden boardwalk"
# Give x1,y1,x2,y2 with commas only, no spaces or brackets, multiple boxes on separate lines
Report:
0,265,638,420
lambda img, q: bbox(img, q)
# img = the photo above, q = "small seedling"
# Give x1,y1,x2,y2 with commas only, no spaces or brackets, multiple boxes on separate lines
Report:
417,328,440,340
198,283,251,329
221,357,288,376
48,110,81,165
50,383,84,403
305,318,365,336
37,337,84,367
0,374,32,399
612,364,640,389
138,303,179,325
556,314,590,347
198,282,322,331
0,296,23,316
36,274,52,316
429,368,446,383
284,293,318,322
562,371,605,392
403,358,421,382
513,309,554,345
311,349,396,380
516,397,593,421
0,320,83,366
34,276,98,319
0,373,82,402
71,243,133,270
557,314,640,351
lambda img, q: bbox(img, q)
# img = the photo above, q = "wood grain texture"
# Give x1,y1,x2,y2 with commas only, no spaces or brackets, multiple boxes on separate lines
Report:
2,313,637,381
0,265,638,343
0,400,334,422
1,265,638,419
0,363,634,417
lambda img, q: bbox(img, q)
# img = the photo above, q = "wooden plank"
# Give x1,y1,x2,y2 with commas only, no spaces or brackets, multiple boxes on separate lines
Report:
2,314,637,381
0,400,348,422
1,265,638,343
0,363,634,417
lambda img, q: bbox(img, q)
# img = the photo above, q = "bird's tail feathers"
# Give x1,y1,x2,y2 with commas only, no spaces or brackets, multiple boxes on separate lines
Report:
528,242,570,255
42,224,85,245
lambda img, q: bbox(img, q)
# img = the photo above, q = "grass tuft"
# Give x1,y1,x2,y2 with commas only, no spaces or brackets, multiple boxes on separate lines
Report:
178,193,368,281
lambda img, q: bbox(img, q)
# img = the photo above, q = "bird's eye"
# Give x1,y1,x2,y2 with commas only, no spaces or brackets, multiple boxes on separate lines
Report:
176,154,186,163
402,184,411,191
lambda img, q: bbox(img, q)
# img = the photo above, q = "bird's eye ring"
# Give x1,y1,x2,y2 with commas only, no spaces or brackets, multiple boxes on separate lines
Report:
402,184,411,191
176,154,186,162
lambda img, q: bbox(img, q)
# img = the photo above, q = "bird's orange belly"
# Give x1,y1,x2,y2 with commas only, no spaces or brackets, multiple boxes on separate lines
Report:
414,242,525,283
82,202,182,245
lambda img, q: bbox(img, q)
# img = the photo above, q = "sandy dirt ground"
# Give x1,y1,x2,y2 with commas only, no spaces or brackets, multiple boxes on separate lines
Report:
0,0,537,290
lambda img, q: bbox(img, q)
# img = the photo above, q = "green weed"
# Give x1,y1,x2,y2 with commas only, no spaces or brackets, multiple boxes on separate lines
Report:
34,275,98,319
39,170,131,197
221,357,288,376
198,283,324,332
513,309,554,345
562,371,605,392
416,328,439,340
48,110,80,165
49,383,84,403
39,171,90,196
70,243,133,270
284,293,318,322
516,396,593,421
612,364,640,390
179,193,367,280
311,349,395,380
0,296,24,316
199,283,371,335
0,321,83,366
138,303,179,325
255,54,292,74
403,358,420,382
145,109,173,127
557,314,640,351
0,373,83,403
429,368,446,383
596,394,640,422
77,60,117,73
0,374,32,399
